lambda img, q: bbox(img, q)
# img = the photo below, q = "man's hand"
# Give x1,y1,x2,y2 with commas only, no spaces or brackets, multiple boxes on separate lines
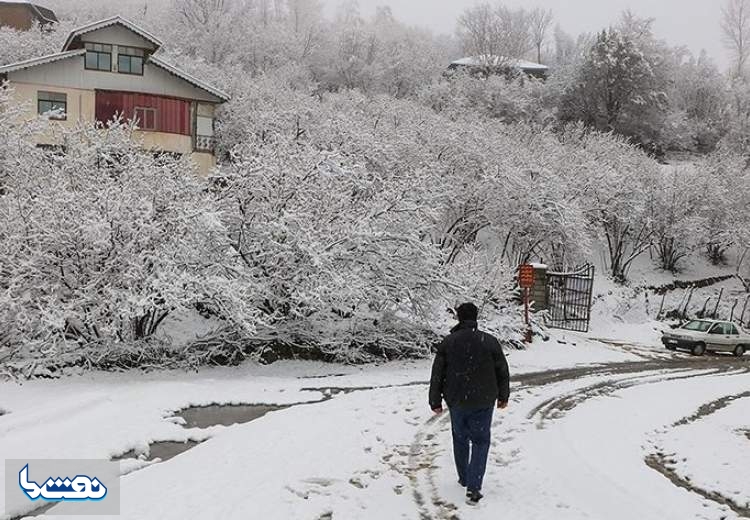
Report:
432,406,444,415
497,400,508,410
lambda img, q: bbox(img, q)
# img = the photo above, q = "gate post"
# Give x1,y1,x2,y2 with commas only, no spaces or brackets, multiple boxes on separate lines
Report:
530,263,548,311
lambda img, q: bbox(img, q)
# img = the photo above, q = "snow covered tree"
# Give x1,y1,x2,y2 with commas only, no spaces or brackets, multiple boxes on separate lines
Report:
648,166,704,272
0,114,259,366
696,151,750,266
457,3,532,61
552,26,583,66
663,51,728,153
168,0,245,64
558,26,669,151
213,135,448,359
419,70,552,125
529,8,553,64
566,128,658,282
722,0,750,79
0,85,46,357
0,21,77,66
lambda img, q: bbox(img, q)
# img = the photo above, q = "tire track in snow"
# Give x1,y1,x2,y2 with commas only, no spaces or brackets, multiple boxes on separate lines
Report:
526,367,737,428
406,357,749,519
645,388,750,518
645,453,750,518
525,364,750,514
672,390,750,427
401,360,676,519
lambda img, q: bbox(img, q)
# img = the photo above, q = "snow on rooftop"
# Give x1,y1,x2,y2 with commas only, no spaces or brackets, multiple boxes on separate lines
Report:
451,55,549,71
62,16,163,52
0,48,84,74
149,55,230,102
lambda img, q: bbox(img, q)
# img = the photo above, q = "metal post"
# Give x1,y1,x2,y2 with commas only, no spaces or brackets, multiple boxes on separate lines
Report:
741,295,750,327
699,297,711,318
730,299,739,322
674,292,687,318
682,287,694,319
524,287,532,343
657,292,666,320
713,288,724,319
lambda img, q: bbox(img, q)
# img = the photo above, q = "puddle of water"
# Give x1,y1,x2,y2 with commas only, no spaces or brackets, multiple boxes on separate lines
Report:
175,404,288,429
110,403,296,472
113,440,203,463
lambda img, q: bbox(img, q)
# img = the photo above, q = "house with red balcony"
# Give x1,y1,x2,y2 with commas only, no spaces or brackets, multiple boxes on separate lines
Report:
0,15,229,175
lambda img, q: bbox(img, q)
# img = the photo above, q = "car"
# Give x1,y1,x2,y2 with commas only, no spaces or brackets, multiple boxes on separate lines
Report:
661,319,749,357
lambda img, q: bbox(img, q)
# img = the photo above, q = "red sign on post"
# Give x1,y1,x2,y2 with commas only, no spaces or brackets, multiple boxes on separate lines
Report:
518,264,535,344
518,264,535,289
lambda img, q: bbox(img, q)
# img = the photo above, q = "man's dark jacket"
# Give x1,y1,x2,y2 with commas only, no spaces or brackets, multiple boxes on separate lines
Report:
429,320,510,410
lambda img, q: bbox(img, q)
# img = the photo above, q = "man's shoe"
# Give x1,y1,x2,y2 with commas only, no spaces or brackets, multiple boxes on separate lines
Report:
466,490,483,505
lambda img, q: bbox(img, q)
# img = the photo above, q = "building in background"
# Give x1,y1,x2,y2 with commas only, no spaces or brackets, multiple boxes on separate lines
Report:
449,55,549,80
0,0,57,30
0,15,229,175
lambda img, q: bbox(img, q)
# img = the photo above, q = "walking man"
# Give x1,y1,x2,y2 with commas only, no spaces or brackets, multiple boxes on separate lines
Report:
429,302,511,505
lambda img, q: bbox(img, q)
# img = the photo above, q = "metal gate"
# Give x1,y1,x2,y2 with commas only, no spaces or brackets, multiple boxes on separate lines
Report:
546,264,595,332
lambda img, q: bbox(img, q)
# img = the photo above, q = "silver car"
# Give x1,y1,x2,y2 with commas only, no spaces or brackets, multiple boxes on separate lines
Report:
661,319,749,357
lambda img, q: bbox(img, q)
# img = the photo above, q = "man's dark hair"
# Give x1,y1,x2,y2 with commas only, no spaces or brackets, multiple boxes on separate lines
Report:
455,302,478,321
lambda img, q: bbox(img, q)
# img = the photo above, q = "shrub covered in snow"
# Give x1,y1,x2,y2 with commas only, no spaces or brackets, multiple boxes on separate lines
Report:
0,110,260,368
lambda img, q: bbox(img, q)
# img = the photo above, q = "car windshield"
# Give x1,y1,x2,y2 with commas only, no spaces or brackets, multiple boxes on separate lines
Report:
681,320,713,332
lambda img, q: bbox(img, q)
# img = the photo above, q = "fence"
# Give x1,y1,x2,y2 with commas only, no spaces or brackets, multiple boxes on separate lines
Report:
657,285,750,327
546,264,595,333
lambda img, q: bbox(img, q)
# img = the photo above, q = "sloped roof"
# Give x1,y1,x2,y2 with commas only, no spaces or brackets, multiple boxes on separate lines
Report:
1,16,229,103
0,48,84,74
0,0,57,24
29,2,56,23
62,15,162,51
149,55,230,102
451,55,549,71
0,49,229,103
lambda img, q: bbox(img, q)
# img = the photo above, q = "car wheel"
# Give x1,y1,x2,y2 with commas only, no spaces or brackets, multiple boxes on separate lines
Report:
666,345,676,351
734,345,746,357
692,342,706,356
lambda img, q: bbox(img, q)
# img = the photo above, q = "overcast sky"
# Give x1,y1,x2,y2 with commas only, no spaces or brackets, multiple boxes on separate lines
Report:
323,0,728,69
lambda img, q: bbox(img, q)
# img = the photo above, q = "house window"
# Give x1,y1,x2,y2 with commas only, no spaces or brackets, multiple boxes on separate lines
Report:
37,91,67,120
118,47,145,75
133,107,157,130
85,43,112,71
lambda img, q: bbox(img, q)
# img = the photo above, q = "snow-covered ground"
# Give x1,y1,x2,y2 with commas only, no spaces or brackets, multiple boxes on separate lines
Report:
2,331,749,520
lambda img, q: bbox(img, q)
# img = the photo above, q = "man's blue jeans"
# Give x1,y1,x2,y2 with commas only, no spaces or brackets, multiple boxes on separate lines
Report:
449,406,494,492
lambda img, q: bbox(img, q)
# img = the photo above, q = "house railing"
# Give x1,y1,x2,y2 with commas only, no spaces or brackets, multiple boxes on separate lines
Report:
195,134,215,152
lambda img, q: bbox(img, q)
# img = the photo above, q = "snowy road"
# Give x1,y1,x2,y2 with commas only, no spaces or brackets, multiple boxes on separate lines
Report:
412,357,750,520
1,339,749,520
